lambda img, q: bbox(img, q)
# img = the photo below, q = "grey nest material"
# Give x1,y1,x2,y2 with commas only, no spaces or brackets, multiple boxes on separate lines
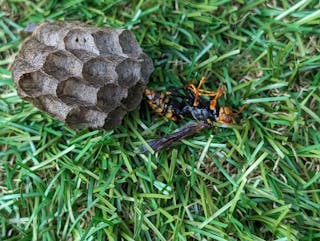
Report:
12,21,154,130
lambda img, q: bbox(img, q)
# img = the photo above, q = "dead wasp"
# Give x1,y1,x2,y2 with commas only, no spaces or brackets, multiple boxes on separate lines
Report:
140,76,246,153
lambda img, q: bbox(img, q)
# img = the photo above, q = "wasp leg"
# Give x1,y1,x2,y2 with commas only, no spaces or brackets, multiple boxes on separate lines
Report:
186,82,199,106
186,76,226,106
198,89,223,96
197,76,207,89
186,76,207,107
209,87,225,110
233,104,248,115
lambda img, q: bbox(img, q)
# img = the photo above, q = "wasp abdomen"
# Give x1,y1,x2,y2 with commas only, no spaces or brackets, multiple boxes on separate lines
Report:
144,89,182,121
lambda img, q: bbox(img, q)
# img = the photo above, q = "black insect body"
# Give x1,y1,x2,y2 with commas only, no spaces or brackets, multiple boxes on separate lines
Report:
145,77,229,125
141,76,245,153
180,105,219,124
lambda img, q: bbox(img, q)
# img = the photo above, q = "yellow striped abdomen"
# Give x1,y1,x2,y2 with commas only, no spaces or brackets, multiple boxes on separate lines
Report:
144,89,180,121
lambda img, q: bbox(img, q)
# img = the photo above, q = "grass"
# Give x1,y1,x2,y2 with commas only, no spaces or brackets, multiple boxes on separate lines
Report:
1,0,320,240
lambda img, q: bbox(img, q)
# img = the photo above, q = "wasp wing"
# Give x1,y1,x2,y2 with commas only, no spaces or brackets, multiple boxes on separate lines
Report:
138,121,208,154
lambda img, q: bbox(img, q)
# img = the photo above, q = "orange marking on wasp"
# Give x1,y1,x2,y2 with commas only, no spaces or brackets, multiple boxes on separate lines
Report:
144,76,246,126
141,76,247,153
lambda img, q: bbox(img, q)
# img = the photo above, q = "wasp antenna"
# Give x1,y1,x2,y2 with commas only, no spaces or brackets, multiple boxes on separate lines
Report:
233,104,248,116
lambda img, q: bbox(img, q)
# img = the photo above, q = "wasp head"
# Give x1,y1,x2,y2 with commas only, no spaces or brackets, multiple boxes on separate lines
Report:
217,106,235,125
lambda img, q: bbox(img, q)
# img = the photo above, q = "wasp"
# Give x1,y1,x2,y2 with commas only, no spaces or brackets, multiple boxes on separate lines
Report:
140,76,246,153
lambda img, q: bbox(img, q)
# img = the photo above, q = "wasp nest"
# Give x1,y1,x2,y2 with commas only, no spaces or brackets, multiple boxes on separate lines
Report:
12,21,154,130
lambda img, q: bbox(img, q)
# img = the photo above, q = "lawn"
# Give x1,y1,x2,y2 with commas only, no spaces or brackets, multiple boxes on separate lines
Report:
1,1,320,240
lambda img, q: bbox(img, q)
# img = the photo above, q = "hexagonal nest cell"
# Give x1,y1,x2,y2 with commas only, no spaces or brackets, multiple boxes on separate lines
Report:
12,21,154,130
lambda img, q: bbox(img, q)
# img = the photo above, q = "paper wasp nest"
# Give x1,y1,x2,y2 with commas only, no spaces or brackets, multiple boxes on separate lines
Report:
12,21,154,130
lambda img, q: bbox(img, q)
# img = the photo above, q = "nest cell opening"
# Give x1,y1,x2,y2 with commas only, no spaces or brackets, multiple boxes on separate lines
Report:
57,77,98,106
19,73,41,96
19,71,58,96
97,84,127,112
66,107,107,129
118,30,141,56
92,31,121,55
42,50,83,80
38,95,72,121
121,83,145,111
64,29,99,55
103,107,127,130
82,57,117,86
138,53,154,81
115,59,140,87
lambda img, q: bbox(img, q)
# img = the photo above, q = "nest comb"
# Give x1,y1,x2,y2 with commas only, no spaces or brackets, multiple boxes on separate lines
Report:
12,21,154,130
